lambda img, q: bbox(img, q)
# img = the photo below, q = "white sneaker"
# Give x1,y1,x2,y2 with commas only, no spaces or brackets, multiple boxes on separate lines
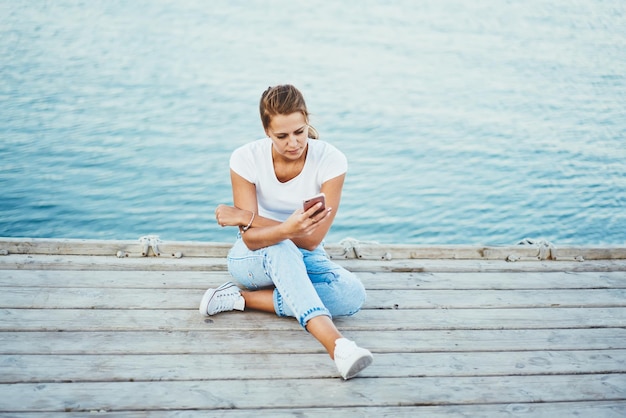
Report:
199,282,245,316
334,338,373,380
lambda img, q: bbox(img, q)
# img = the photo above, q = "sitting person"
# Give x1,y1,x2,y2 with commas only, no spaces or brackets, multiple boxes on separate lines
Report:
201,84,372,380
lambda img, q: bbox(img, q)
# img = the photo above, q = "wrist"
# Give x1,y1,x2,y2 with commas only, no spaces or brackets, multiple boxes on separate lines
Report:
241,210,255,233
276,222,292,241
240,210,251,226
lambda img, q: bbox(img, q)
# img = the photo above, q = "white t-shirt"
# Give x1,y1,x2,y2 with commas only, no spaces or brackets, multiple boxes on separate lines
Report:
230,137,348,222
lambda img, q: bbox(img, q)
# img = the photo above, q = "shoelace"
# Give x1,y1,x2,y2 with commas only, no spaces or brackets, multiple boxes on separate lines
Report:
211,289,241,313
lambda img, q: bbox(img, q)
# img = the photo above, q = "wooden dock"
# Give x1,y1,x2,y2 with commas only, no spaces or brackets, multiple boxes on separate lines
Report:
0,237,625,416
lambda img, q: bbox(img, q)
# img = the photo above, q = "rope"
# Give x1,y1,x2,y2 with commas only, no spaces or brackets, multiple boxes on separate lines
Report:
508,238,557,261
338,237,392,260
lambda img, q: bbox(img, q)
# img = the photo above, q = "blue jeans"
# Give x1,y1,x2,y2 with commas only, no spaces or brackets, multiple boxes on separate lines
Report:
227,237,366,328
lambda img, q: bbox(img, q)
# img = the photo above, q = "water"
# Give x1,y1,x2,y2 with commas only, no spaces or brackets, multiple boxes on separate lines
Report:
1,0,625,246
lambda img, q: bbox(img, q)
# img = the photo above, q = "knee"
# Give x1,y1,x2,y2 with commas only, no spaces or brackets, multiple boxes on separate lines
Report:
265,240,302,259
348,275,367,313
330,273,367,316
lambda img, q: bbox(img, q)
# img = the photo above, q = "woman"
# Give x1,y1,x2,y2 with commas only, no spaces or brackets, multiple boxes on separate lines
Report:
200,85,373,380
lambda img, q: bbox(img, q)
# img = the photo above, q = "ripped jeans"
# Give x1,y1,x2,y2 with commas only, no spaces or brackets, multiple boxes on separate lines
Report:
227,237,366,328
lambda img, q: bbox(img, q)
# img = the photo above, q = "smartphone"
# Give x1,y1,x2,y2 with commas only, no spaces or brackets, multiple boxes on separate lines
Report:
303,192,326,217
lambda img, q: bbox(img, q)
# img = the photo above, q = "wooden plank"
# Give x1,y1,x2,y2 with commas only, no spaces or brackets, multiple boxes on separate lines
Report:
364,289,626,309
1,308,624,332
1,287,625,310
331,308,626,331
2,349,625,383
2,402,625,418
0,237,232,258
2,237,625,260
0,254,228,272
2,269,625,290
0,287,206,309
0,269,232,289
0,374,623,411
358,271,626,290
327,243,626,261
3,254,626,272
338,258,626,273
2,328,625,355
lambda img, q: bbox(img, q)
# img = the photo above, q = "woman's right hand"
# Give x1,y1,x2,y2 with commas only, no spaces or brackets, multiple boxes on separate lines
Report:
215,204,252,228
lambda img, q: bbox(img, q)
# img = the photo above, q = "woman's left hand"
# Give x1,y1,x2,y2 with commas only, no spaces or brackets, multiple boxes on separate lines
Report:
281,203,331,238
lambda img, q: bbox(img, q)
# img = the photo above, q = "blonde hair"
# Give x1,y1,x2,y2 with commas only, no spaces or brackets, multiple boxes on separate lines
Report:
259,85,319,139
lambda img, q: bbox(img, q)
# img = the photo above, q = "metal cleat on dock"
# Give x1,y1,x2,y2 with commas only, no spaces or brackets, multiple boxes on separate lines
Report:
336,237,393,260
135,235,184,258
139,235,162,257
507,238,551,261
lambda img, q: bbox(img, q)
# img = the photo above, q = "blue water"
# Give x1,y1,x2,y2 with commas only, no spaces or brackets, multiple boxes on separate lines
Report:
1,0,625,245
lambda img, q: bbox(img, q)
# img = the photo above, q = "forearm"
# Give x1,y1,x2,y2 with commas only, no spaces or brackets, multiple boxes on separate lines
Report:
241,220,291,251
218,207,283,250
291,235,324,251
240,212,326,251
243,226,323,251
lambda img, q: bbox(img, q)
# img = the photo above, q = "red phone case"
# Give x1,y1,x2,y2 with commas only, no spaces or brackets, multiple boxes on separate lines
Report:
303,193,326,216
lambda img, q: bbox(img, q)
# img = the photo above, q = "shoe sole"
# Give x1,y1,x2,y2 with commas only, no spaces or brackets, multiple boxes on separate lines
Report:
343,353,373,380
199,282,236,316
